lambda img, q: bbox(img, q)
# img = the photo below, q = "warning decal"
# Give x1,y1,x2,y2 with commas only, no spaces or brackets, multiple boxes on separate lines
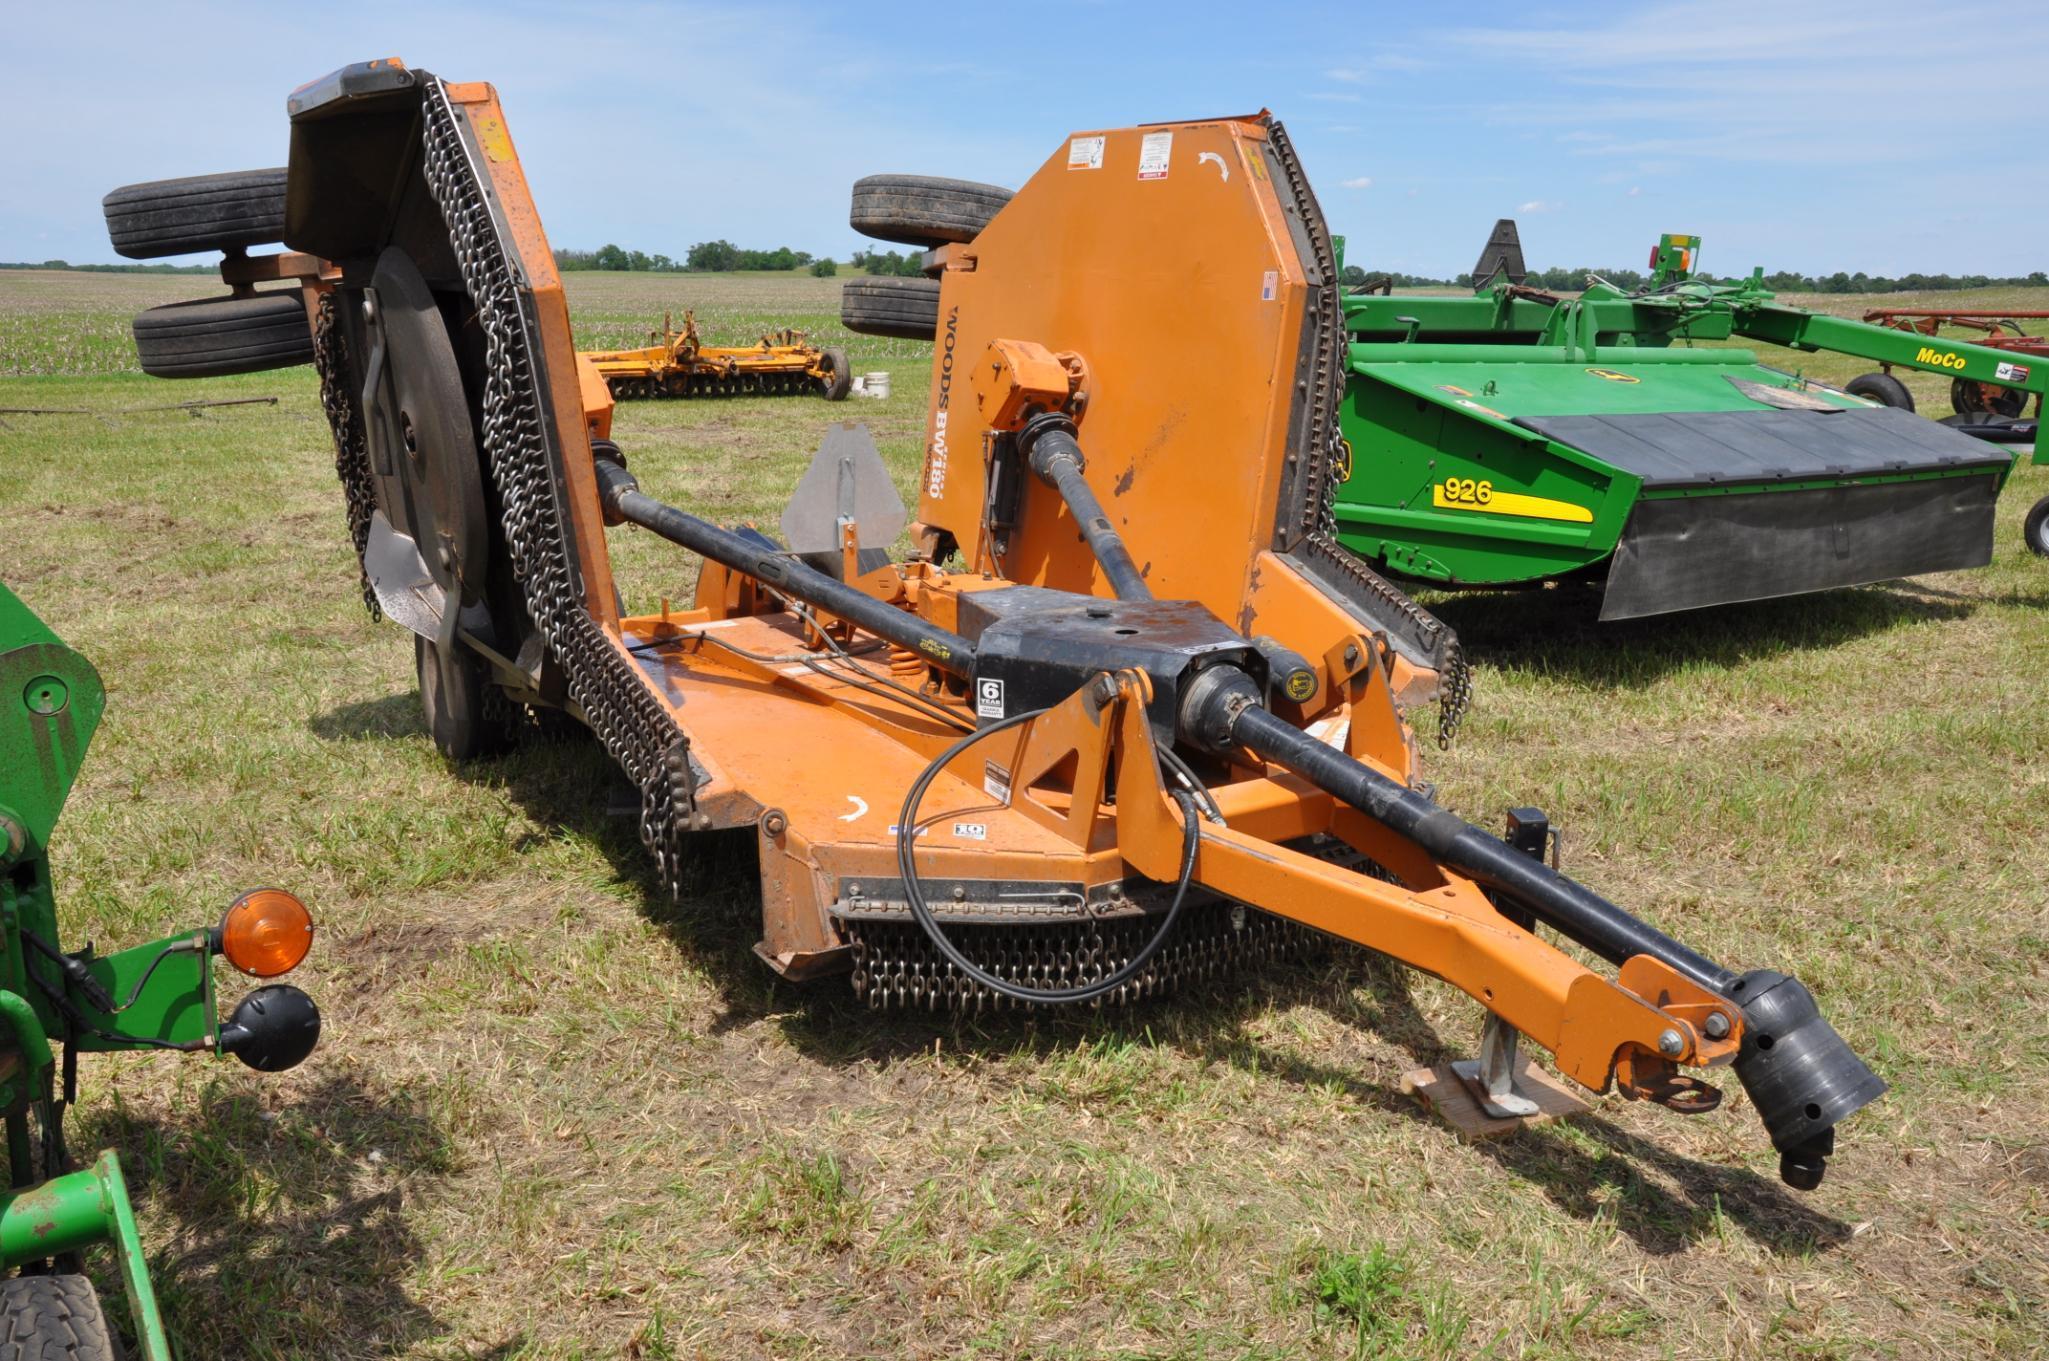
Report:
1138,130,1173,180
1068,135,1105,170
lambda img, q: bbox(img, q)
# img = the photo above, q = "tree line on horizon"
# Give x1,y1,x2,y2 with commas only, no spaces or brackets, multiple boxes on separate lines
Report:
4,256,2045,294
1341,264,2049,294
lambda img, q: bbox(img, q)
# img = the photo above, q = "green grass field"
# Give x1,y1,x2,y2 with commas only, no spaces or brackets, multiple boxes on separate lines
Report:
1,270,2045,1359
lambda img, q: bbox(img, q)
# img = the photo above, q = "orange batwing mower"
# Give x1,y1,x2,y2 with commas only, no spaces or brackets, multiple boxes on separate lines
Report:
109,60,1883,1188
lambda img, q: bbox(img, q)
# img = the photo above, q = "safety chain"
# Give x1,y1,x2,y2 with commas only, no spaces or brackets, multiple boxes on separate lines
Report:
844,901,1303,1011
312,292,381,621
1264,119,1471,748
414,77,700,892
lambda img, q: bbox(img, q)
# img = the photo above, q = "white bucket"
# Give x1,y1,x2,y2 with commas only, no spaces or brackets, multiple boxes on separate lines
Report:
865,371,892,399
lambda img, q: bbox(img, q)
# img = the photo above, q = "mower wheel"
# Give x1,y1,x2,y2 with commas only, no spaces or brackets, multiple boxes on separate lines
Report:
131,290,313,378
102,167,287,260
1845,371,1914,411
2025,494,2049,558
818,347,853,401
840,277,941,341
415,635,510,761
1951,377,2027,418
0,1273,124,1361
850,174,1012,248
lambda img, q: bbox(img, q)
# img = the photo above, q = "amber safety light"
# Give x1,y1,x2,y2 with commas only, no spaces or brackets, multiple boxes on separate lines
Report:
218,889,314,978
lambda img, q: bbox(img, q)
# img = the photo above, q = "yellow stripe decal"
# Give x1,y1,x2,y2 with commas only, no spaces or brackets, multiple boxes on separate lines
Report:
1432,482,1594,523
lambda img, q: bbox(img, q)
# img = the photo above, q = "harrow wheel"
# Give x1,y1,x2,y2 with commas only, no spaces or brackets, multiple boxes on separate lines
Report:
840,277,941,340
130,290,314,378
850,174,1012,248
818,347,852,400
0,1273,123,1361
102,166,287,260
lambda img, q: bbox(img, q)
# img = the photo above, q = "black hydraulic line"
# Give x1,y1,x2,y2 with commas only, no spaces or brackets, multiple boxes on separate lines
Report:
1228,701,1732,989
593,456,976,678
897,708,1207,1006
1019,413,1152,602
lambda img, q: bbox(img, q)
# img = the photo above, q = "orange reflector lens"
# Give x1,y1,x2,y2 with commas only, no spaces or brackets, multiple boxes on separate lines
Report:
220,889,314,978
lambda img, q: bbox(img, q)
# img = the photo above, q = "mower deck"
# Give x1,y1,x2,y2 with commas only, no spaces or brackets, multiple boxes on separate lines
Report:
1335,234,2045,615
132,59,1890,1191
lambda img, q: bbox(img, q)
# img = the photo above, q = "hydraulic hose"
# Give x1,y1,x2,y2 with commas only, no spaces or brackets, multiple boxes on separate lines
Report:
593,455,977,678
895,708,1206,1006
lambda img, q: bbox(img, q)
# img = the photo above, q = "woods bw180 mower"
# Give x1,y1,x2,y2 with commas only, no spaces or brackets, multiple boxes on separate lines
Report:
1332,230,2049,617
111,60,1885,1191
0,586,321,1359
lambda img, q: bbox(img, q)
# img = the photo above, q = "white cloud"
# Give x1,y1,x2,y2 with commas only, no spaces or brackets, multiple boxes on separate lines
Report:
1517,199,1561,213
1325,53,1431,81
1626,186,1642,197
1342,176,1373,189
1443,0,2049,171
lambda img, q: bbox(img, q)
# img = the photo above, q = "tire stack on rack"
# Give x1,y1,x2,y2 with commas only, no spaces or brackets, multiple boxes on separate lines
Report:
839,175,1012,341
101,169,313,378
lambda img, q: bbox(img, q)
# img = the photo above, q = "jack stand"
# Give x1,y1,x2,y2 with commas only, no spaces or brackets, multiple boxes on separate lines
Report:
1455,1013,1540,1119
1402,1013,1591,1142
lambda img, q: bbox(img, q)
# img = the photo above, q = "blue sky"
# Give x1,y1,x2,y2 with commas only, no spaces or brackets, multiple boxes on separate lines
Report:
7,1,2045,277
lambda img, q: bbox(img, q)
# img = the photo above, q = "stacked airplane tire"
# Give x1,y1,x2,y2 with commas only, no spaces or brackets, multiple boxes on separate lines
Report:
840,175,1012,343
101,168,312,378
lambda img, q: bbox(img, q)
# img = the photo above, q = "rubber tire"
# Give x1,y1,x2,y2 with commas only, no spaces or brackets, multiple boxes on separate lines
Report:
415,635,509,762
849,175,1012,248
1845,371,1914,411
131,291,313,378
2025,494,2049,558
1952,377,2027,418
819,347,853,401
840,277,941,341
102,168,287,261
0,1275,124,1361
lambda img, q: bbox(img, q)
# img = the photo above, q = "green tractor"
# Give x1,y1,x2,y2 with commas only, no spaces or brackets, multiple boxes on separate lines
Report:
0,584,321,1358
1333,230,2049,617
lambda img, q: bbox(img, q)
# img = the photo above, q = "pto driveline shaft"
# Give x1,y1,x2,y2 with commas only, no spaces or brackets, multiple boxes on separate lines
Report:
1202,684,1883,1188
1228,701,1731,988
592,456,976,677
1020,414,1152,602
